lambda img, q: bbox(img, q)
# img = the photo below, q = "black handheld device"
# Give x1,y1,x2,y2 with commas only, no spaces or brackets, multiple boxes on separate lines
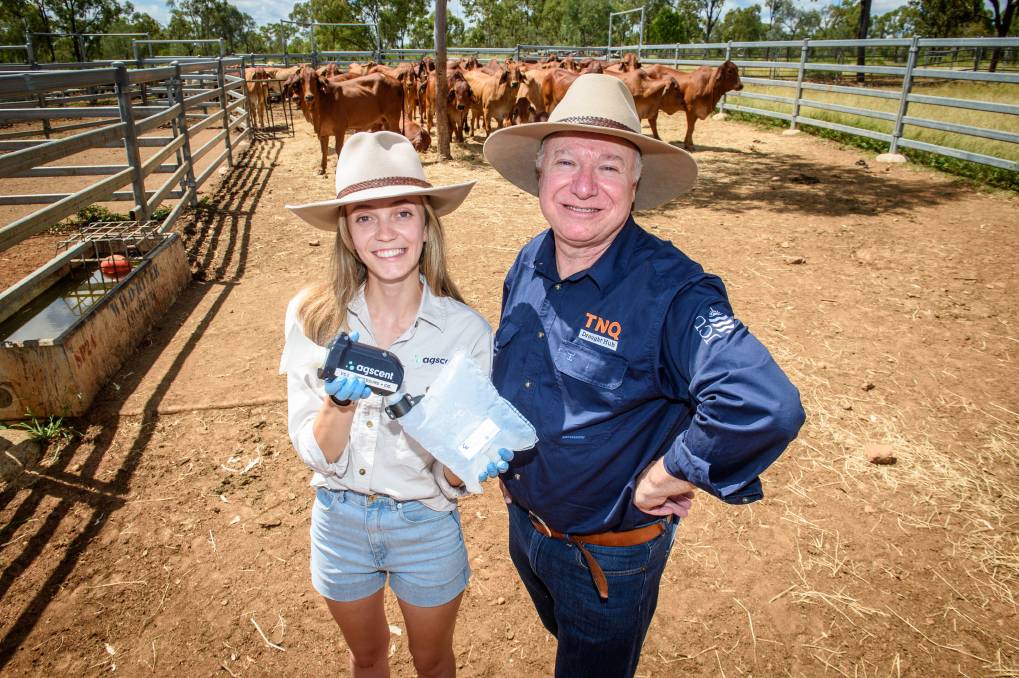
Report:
318,332,405,405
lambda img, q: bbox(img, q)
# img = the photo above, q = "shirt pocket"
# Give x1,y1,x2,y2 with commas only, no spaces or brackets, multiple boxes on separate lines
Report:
554,339,628,392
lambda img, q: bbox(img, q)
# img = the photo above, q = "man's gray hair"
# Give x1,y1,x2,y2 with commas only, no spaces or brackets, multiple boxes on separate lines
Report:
535,137,642,181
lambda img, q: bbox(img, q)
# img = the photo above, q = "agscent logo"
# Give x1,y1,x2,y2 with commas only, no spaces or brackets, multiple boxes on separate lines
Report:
578,312,622,351
413,354,448,366
694,307,739,344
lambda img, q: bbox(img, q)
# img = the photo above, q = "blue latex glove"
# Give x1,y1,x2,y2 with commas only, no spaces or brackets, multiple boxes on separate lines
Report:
324,330,372,403
477,448,514,482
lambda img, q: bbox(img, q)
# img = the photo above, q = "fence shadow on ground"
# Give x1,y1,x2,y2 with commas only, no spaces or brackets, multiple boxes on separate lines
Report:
656,140,973,218
0,138,282,670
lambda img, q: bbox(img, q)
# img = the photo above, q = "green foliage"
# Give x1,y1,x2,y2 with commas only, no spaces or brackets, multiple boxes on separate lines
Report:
648,0,701,44
407,12,465,49
73,204,130,225
717,5,766,41
1,414,76,444
908,0,991,37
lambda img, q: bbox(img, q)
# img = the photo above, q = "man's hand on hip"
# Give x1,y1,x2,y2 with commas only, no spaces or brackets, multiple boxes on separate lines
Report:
634,458,696,518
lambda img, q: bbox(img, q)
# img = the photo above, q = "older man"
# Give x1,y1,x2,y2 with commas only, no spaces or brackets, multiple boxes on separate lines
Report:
481,74,805,677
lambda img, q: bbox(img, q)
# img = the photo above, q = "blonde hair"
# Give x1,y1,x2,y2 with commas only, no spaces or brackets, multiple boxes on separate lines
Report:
298,200,463,344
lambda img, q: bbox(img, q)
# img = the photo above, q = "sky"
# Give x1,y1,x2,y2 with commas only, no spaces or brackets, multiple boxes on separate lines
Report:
132,0,909,32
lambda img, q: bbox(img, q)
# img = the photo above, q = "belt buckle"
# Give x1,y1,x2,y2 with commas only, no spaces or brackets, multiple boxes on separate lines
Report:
367,493,378,504
528,510,553,538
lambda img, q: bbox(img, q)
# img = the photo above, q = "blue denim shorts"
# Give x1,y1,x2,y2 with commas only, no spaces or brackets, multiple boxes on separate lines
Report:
310,487,470,608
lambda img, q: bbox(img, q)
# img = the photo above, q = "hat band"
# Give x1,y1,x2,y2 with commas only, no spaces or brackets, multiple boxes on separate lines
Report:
337,176,433,199
556,115,637,133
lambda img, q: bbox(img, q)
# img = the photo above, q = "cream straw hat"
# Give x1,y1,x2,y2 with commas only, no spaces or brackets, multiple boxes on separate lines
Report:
286,131,475,231
483,74,697,210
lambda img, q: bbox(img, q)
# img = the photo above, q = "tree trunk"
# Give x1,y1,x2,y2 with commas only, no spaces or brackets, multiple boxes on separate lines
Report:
856,0,872,84
989,0,1017,73
435,0,451,160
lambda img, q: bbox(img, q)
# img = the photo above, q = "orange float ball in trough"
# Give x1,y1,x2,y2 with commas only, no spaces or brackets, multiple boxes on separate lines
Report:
99,254,132,278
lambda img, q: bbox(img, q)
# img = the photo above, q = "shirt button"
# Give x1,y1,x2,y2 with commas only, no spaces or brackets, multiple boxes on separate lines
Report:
524,380,532,389
537,331,545,339
366,420,374,429
553,284,561,291
513,473,521,480
358,468,366,476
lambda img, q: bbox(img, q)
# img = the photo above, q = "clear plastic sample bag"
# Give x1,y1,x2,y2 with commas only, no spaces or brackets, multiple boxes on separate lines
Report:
390,352,538,494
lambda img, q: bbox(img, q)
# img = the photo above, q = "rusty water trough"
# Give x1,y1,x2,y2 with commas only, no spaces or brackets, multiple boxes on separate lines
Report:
0,221,189,419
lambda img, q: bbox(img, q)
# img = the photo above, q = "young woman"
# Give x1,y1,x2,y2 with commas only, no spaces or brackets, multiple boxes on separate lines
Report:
282,131,509,678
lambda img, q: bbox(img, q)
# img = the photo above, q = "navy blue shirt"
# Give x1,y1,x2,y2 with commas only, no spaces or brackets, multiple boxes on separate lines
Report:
493,218,805,535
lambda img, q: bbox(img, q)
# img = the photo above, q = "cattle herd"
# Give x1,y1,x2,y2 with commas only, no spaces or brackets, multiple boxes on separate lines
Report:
243,53,744,176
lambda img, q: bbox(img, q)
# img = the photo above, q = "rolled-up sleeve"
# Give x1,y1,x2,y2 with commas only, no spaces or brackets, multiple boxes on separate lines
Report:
659,287,805,504
282,296,351,478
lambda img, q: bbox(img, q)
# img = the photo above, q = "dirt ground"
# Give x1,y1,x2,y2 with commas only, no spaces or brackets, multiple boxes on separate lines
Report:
2,106,1018,677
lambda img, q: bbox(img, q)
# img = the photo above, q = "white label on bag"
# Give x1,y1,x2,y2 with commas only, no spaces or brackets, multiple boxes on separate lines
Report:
458,418,500,460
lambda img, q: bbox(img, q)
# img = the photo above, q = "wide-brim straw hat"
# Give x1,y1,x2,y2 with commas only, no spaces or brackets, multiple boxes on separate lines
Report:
286,131,475,231
483,74,697,210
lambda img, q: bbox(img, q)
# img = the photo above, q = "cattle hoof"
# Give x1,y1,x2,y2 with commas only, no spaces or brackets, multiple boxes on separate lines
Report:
315,168,325,176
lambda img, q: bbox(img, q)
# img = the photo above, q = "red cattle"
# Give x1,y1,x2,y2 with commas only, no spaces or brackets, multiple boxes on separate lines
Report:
462,64,526,135
645,61,743,150
298,70,405,175
607,69,684,140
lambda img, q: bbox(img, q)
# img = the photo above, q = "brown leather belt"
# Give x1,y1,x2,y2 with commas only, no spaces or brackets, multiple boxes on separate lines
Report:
528,512,666,600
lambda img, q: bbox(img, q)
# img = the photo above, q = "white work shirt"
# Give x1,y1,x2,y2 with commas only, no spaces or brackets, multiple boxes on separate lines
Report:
283,282,493,511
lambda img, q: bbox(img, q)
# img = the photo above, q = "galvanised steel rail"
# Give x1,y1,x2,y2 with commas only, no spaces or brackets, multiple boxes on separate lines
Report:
625,37,1019,172
0,57,250,265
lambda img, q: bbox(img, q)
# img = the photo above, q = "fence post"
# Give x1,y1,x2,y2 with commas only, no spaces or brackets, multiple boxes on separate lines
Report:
674,45,679,67
134,41,148,106
973,46,981,72
785,38,809,135
878,35,917,164
217,57,235,168
36,93,52,139
113,62,151,223
25,34,36,69
714,41,733,120
514,44,520,62
171,62,199,208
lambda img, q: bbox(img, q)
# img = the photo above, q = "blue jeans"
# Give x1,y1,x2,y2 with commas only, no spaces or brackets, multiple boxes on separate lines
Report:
507,501,678,678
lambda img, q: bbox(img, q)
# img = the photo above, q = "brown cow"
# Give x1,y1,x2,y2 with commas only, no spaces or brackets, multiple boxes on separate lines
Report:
289,65,359,123
541,68,582,112
299,71,405,175
606,52,642,73
420,69,473,142
645,61,743,150
244,68,271,128
403,119,430,152
462,64,526,135
369,62,420,124
607,69,684,140
317,63,342,78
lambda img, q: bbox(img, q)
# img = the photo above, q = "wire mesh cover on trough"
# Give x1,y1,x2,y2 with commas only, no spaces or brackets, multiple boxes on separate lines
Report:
57,220,164,262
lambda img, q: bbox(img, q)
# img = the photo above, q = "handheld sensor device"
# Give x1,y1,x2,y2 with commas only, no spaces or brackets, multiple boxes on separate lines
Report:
318,332,405,405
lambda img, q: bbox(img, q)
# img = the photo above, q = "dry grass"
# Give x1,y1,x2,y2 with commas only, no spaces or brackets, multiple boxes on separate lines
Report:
723,79,1019,162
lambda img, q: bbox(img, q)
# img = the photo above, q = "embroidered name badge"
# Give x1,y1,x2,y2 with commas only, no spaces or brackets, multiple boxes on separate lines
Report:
579,312,621,351
693,307,739,344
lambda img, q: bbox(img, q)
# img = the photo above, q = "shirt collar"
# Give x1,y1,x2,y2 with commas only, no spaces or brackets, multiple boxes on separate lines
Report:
347,274,446,332
531,215,638,291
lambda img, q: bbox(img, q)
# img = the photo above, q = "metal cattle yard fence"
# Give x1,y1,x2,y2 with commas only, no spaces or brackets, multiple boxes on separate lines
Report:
632,37,1019,172
0,56,251,325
